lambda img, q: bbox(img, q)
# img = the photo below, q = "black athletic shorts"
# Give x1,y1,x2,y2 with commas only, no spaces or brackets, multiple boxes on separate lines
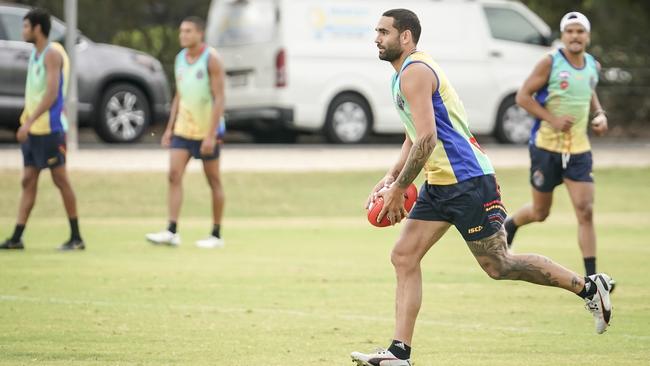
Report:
409,174,507,241
171,135,220,160
21,132,67,170
529,144,593,192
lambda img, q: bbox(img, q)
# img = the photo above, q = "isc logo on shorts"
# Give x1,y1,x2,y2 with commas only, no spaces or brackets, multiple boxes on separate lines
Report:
468,225,483,234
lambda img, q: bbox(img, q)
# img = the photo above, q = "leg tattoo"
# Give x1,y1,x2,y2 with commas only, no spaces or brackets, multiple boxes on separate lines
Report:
467,228,583,292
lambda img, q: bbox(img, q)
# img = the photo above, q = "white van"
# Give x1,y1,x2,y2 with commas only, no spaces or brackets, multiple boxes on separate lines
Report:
206,0,553,144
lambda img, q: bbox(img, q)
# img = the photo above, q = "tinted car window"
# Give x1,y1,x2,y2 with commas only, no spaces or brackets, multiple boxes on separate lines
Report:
0,18,7,40
0,13,24,41
0,10,66,42
484,6,545,45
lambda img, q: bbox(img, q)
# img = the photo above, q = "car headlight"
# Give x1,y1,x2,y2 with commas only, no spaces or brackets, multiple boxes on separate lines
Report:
133,53,162,73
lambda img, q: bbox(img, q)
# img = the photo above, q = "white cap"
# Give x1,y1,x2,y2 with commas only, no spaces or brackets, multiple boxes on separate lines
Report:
560,11,591,32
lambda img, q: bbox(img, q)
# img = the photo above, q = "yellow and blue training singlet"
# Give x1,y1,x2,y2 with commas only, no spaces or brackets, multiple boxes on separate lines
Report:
173,46,225,140
392,51,494,185
531,49,599,154
20,42,69,135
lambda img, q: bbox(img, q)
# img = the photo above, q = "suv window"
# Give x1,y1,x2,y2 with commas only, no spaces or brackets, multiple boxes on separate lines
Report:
0,12,24,41
207,0,277,47
484,6,545,45
49,20,66,42
0,9,66,42
0,18,6,40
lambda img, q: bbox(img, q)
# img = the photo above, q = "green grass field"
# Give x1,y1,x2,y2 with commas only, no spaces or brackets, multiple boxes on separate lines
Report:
0,168,649,366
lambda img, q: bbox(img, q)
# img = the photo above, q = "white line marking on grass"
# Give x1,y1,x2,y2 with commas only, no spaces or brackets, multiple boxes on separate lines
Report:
4,294,645,340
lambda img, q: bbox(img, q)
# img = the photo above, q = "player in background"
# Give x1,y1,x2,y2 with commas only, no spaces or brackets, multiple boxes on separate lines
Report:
146,16,226,249
1,8,84,251
504,12,610,280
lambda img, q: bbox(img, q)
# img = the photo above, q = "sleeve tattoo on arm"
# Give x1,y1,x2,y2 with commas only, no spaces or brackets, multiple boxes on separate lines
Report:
396,134,434,189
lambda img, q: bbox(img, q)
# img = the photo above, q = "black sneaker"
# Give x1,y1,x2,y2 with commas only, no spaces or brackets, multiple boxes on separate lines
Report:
58,239,85,251
0,238,24,250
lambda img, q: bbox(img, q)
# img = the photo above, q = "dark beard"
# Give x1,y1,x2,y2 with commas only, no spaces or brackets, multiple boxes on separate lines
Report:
378,46,402,62
565,43,585,54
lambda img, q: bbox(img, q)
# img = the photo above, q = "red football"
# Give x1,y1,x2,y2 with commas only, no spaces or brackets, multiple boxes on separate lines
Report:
367,184,418,227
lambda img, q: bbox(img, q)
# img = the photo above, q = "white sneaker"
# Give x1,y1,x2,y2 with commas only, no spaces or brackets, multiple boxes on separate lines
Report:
195,236,224,249
351,348,411,366
584,273,613,334
145,230,180,246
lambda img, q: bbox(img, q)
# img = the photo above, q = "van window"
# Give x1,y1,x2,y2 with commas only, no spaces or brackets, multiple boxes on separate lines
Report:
207,0,277,47
483,6,545,45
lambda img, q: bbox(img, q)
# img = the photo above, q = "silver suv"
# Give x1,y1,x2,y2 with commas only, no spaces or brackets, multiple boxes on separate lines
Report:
0,4,170,143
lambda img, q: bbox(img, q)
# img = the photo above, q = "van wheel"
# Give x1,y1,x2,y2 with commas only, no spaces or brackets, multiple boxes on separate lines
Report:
95,83,150,143
324,94,371,144
494,95,534,144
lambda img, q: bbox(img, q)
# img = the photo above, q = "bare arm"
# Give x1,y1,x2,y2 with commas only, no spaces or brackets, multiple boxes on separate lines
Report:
590,61,605,114
394,63,437,189
375,63,436,224
515,56,553,122
516,56,573,132
207,49,226,138
388,133,413,179
590,92,604,113
161,93,179,147
198,49,226,155
366,134,412,209
590,61,608,136
165,93,180,131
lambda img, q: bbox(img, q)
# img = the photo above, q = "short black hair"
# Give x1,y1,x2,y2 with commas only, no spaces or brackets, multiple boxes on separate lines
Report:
182,16,205,32
24,8,51,37
382,9,421,44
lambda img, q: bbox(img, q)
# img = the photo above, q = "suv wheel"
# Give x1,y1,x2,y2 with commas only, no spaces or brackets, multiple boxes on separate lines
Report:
95,83,150,143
